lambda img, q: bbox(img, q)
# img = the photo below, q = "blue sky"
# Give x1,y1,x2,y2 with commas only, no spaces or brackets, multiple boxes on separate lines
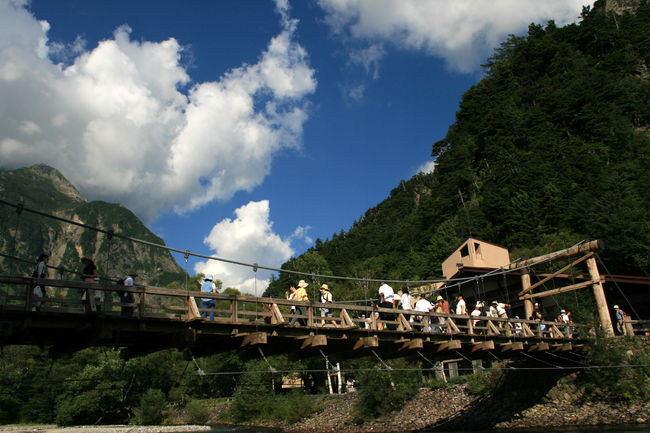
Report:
0,0,591,292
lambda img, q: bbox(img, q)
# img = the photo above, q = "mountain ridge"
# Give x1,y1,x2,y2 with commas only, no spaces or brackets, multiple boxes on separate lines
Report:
0,164,185,286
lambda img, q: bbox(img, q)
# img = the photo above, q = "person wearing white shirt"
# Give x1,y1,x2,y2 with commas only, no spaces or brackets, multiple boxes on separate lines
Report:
378,282,395,305
377,282,395,330
491,300,510,328
471,302,483,334
414,294,433,331
456,294,467,315
398,287,413,323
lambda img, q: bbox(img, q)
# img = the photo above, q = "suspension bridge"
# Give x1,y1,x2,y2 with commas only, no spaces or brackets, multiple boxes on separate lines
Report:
0,273,647,364
0,198,649,368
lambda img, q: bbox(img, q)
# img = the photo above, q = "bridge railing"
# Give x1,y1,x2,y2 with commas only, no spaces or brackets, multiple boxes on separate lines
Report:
0,275,589,340
623,317,650,336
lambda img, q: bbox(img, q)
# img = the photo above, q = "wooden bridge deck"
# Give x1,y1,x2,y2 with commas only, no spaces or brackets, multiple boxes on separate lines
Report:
1,275,644,361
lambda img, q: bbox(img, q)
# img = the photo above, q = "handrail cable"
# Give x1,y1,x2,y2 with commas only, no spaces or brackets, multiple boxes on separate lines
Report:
2,362,650,390
0,199,593,292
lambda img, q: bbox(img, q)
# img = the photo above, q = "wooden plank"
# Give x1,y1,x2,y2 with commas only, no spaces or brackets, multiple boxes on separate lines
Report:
487,320,501,336
240,332,267,347
353,336,379,350
270,303,285,325
231,299,238,322
436,340,462,352
518,252,594,296
520,280,597,300
552,343,572,352
500,342,524,352
187,296,201,321
339,309,356,329
446,318,460,335
550,325,565,339
399,338,423,351
472,340,495,352
397,313,413,332
300,334,327,349
521,322,535,338
528,342,549,352
506,240,602,270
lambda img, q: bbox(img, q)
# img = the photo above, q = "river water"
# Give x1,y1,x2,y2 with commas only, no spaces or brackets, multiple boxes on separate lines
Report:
198,425,650,433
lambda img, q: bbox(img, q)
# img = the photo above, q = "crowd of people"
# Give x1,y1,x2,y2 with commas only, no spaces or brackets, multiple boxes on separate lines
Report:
25,254,628,337
370,282,580,336
30,253,138,314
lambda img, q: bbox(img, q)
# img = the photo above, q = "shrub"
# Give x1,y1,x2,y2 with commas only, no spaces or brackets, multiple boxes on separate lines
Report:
459,368,504,396
133,388,167,425
184,399,211,425
423,376,449,390
579,336,650,403
230,360,274,422
352,359,420,423
268,391,323,423
0,392,21,424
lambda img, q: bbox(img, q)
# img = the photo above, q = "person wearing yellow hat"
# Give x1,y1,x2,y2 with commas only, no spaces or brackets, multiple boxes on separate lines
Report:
319,284,337,327
291,280,309,326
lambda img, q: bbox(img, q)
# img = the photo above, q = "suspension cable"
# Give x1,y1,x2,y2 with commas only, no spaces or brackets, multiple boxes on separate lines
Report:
0,199,597,289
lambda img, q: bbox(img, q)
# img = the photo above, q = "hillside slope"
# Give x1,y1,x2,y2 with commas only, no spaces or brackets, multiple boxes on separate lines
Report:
266,0,650,300
0,164,185,286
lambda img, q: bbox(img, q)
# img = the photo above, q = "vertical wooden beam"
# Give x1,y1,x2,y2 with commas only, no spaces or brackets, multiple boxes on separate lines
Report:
623,316,634,336
231,297,238,322
521,269,533,320
587,256,614,336
26,280,34,312
138,287,145,319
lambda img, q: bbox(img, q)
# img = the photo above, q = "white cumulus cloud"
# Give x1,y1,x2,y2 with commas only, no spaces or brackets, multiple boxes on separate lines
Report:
318,0,592,72
0,0,316,222
194,200,305,294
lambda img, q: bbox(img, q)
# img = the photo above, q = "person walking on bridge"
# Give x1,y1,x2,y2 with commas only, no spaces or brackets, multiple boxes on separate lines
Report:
121,272,137,317
32,253,49,310
414,293,433,332
319,284,337,327
80,257,99,312
455,294,467,315
292,280,309,325
614,305,627,335
377,282,395,330
201,274,217,321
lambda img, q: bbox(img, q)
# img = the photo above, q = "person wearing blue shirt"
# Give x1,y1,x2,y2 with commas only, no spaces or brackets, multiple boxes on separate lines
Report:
201,274,217,321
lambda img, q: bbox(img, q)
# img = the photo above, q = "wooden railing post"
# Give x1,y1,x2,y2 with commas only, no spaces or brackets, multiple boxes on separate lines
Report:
25,279,34,312
307,304,313,327
623,316,634,336
138,286,145,319
231,296,238,322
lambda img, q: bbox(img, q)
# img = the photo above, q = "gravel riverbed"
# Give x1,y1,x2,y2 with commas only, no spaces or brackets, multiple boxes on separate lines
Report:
0,426,212,433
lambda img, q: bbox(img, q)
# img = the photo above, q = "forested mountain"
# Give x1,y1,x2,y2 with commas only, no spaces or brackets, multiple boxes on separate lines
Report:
266,0,650,300
0,164,185,286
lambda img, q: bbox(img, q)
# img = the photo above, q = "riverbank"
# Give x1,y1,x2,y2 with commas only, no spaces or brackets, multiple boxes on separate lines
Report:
0,426,212,433
280,384,650,433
